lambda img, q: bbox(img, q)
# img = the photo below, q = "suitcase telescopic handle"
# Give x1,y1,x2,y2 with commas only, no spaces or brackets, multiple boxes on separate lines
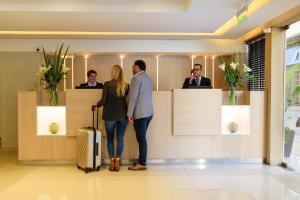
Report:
92,105,99,129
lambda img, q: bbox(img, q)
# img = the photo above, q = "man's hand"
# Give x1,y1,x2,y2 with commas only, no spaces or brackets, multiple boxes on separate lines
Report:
128,116,134,123
189,74,195,83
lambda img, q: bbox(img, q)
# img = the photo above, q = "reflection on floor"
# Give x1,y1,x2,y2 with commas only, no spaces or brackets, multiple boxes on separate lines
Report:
1,151,300,200
285,155,300,172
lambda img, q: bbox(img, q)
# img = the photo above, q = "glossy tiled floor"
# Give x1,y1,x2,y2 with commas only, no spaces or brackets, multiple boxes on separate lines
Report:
1,151,300,200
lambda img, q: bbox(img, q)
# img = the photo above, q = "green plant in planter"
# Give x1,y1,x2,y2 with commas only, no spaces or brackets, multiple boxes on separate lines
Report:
285,62,300,104
285,127,294,144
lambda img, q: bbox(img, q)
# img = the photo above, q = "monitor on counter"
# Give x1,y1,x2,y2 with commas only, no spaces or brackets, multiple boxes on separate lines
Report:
187,86,213,89
75,86,102,89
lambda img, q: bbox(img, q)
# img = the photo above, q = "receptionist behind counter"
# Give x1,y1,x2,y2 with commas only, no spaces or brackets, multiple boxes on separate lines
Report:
79,69,104,88
182,64,212,89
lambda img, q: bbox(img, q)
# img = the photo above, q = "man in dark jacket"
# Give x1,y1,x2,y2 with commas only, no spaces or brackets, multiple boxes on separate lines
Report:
80,69,103,88
182,64,211,88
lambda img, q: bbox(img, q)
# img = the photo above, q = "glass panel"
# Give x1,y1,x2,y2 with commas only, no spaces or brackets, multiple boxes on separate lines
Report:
284,20,300,171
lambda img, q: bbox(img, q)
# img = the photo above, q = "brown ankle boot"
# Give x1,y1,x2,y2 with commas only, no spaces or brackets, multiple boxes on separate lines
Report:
115,158,120,172
108,158,115,171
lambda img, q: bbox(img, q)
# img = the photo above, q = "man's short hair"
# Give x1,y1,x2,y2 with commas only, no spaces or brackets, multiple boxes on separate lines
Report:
193,64,202,70
87,69,97,77
134,60,146,71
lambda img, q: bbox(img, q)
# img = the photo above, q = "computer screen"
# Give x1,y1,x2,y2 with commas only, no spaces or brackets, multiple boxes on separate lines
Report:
187,86,213,89
75,86,103,89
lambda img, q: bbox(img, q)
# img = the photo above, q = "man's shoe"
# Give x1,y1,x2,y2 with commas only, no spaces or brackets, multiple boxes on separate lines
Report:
128,163,147,170
133,161,138,166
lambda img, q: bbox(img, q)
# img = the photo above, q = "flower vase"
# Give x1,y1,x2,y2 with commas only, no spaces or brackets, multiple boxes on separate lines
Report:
228,88,236,105
50,88,58,106
228,122,239,133
49,122,60,134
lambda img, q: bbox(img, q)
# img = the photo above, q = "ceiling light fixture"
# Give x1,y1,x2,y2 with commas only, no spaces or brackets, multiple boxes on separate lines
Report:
236,0,249,25
215,0,269,34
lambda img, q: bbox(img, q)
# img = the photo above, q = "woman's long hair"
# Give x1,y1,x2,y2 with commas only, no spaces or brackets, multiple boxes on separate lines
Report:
110,65,127,97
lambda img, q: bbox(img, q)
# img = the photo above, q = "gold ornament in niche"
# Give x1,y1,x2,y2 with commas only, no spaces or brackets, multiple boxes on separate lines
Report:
49,123,60,134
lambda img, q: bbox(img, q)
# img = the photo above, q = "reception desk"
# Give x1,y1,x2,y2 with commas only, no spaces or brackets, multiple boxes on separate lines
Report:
18,89,266,162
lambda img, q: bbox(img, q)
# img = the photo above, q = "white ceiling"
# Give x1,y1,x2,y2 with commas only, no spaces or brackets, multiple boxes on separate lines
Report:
0,0,194,12
0,0,299,39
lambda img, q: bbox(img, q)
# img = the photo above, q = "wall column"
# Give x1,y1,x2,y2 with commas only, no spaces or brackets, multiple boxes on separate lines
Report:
265,27,285,165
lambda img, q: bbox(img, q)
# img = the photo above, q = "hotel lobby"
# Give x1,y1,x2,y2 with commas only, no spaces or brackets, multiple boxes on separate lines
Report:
1,0,300,199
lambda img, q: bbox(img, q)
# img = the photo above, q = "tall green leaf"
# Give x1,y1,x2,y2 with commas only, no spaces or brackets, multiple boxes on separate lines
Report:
292,85,300,97
40,43,69,90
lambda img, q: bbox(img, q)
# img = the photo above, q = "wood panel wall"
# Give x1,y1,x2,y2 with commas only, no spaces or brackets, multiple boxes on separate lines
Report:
70,55,231,91
158,56,191,90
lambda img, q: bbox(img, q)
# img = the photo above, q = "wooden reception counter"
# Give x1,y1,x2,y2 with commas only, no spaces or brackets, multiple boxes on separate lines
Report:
18,89,266,162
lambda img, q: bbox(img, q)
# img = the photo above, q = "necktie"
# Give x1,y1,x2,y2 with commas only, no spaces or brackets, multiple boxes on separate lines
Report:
196,78,199,86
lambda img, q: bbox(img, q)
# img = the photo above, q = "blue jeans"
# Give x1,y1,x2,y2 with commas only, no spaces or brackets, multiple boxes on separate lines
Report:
133,116,153,166
105,120,128,158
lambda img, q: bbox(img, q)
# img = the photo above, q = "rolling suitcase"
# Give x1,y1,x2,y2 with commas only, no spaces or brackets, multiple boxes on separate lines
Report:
76,106,101,173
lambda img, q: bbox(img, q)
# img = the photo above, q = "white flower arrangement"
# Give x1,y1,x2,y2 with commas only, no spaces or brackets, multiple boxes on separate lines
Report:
219,63,226,71
243,64,252,72
229,62,238,70
218,58,255,90
39,65,51,74
37,44,69,91
62,64,71,73
36,44,69,105
219,62,252,73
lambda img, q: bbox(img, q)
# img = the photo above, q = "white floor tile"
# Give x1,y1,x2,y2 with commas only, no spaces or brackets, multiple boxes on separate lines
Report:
1,152,300,200
198,190,254,200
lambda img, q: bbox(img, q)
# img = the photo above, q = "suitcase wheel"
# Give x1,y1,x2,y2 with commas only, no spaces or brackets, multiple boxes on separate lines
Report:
84,169,90,173
96,166,100,171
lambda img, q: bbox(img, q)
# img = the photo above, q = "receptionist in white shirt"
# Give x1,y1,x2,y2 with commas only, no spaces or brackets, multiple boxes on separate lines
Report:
80,69,104,88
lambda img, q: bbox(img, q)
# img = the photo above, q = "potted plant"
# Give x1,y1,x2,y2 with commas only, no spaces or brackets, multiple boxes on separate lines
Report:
284,127,295,157
37,44,70,105
284,62,300,157
218,54,255,104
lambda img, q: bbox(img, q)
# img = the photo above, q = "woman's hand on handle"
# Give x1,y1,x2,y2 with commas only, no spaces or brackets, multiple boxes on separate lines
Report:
91,105,97,111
